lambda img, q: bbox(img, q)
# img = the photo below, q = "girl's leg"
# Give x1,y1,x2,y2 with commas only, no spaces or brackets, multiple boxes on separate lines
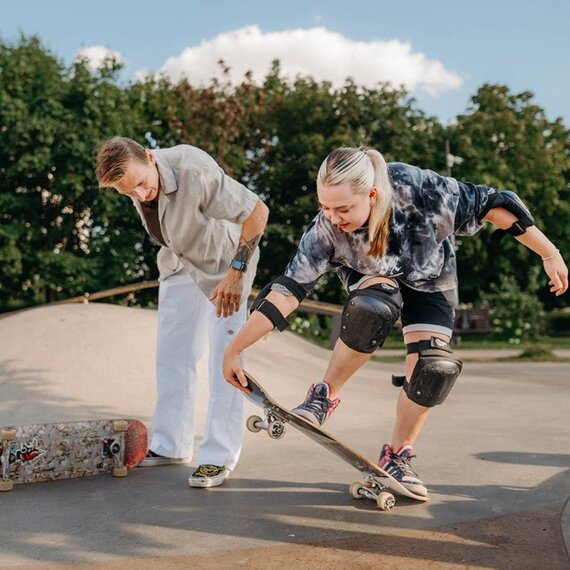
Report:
389,285,457,450
323,276,399,397
293,275,400,426
322,340,373,398
389,330,450,451
378,286,458,495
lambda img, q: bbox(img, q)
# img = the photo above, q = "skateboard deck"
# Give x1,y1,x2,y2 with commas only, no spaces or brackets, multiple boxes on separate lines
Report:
243,371,428,510
0,419,147,491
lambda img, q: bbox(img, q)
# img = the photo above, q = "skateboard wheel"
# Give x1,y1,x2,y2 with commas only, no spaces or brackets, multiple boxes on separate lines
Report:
112,421,128,432
246,415,263,433
349,482,365,499
0,430,16,442
113,466,128,478
267,420,285,439
376,492,395,511
0,480,14,492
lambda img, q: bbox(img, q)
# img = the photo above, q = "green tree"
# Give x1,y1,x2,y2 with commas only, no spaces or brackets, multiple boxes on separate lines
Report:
2,38,567,320
0,35,154,310
481,266,545,343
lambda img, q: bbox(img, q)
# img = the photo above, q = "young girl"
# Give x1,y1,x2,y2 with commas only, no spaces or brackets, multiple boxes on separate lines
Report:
223,147,567,496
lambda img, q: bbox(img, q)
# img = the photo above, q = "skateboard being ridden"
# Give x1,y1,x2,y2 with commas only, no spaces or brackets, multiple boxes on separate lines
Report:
0,419,147,491
242,371,427,511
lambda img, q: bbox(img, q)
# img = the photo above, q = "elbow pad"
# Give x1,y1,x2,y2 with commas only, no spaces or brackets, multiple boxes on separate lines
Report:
481,190,535,242
271,275,308,303
250,275,307,331
254,299,289,331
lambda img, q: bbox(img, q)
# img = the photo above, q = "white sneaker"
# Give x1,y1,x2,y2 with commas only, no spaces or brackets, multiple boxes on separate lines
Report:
140,450,190,467
188,464,230,488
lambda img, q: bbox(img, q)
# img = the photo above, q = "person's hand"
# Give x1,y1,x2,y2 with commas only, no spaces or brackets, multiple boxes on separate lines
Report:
223,347,251,394
209,270,244,317
543,253,568,296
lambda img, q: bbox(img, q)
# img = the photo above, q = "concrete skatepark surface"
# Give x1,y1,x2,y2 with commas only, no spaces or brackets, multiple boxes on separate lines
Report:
0,303,569,569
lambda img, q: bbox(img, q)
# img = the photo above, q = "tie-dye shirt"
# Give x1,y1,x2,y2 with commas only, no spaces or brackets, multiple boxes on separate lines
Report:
283,162,494,293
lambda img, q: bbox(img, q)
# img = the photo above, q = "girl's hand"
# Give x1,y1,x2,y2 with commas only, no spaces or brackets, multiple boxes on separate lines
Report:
543,253,568,296
223,347,251,394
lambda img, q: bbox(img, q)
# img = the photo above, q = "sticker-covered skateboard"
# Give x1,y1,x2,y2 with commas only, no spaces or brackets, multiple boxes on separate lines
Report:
0,419,147,491
243,372,428,510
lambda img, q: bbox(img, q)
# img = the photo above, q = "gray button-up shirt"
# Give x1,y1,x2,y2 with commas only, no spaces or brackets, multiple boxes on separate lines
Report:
132,145,260,299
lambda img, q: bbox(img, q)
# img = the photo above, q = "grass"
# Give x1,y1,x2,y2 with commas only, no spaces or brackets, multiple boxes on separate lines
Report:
381,333,570,350
294,329,570,363
371,354,406,363
500,344,570,363
377,335,570,362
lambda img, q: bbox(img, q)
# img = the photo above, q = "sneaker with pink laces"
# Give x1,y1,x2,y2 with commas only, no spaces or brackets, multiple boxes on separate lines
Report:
378,443,427,496
291,382,340,426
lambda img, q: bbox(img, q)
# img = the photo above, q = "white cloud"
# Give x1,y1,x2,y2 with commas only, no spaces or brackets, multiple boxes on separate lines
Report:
154,26,463,96
76,46,125,70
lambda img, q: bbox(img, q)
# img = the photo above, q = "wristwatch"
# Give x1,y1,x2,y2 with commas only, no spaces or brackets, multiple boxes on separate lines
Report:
230,259,248,272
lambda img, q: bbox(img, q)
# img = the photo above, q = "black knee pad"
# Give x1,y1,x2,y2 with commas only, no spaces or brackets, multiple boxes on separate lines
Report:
403,337,463,407
339,283,402,353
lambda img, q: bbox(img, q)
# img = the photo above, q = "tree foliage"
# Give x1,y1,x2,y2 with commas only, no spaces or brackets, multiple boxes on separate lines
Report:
0,35,157,308
1,36,568,315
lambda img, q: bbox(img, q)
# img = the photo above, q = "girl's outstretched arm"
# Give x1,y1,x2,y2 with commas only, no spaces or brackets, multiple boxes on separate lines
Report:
483,208,568,296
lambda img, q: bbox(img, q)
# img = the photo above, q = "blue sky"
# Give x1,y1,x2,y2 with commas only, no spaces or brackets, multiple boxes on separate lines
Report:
2,0,569,125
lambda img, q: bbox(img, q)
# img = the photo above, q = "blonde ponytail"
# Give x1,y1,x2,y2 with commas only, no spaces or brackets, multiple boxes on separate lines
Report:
364,148,393,257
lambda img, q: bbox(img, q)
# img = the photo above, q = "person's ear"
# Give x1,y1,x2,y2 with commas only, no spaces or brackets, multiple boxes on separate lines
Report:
369,186,378,205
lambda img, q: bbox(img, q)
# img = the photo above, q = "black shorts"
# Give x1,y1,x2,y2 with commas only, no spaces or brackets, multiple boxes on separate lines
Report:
344,271,456,337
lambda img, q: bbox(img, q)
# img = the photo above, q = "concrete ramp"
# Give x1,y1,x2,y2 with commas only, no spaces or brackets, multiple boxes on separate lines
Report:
0,304,568,568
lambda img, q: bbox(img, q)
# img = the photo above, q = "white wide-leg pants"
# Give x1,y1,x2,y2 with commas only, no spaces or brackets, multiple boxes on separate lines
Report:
150,269,246,470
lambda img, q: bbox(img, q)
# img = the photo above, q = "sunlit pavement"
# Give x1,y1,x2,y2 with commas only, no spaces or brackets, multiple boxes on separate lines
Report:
1,304,568,568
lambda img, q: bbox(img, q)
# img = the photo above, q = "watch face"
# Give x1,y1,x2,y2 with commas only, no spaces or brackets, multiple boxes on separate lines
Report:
231,260,247,271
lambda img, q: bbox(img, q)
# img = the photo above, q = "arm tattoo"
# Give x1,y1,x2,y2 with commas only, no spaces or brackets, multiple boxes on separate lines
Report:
234,233,261,263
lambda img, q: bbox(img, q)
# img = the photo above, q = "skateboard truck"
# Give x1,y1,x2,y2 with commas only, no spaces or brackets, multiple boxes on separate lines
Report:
246,408,287,440
349,474,396,511
0,429,16,492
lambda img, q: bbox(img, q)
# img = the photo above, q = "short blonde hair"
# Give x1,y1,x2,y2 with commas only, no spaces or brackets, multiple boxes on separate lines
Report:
317,147,393,258
95,137,147,187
